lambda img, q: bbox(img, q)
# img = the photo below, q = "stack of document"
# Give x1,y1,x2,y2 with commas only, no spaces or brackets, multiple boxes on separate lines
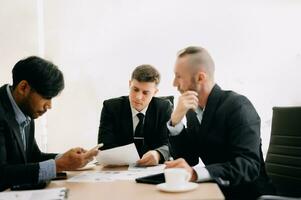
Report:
0,187,68,200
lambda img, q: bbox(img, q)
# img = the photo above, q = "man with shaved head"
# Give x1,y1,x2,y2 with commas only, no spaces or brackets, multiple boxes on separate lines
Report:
165,46,274,199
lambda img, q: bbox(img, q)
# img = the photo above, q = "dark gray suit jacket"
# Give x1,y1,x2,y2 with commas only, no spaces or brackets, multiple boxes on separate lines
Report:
0,85,56,191
170,84,275,200
98,96,172,161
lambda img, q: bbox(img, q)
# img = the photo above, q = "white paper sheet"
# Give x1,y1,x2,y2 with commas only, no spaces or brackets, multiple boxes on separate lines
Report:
0,187,67,200
96,143,140,166
128,164,166,171
67,170,162,183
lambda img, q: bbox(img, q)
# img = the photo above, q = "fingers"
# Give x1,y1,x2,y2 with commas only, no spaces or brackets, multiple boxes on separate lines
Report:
58,146,100,171
165,158,187,168
137,151,160,166
72,147,85,154
180,91,199,110
84,149,99,159
183,90,198,96
164,158,197,181
137,158,151,166
171,91,199,125
137,153,152,166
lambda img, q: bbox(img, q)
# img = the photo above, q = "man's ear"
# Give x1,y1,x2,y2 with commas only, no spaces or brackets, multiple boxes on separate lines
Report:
154,87,159,95
129,80,132,88
197,71,206,83
15,80,31,97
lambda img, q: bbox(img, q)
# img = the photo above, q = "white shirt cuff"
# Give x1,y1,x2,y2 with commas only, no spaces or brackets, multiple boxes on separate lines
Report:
166,120,184,136
193,166,212,182
55,153,63,160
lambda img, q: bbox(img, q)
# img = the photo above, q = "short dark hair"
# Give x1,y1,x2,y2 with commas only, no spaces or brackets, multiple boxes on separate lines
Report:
131,64,160,85
12,56,64,99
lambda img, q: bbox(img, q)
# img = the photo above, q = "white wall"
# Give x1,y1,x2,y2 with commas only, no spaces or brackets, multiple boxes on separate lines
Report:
1,0,301,155
0,0,38,82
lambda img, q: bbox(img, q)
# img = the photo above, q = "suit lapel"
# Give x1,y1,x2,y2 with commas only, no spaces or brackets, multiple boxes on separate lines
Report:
199,84,223,139
0,85,27,162
25,121,34,158
122,97,134,142
143,99,156,142
7,116,27,162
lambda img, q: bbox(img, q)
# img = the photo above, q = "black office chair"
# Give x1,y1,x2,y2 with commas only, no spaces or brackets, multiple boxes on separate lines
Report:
258,107,301,200
159,95,174,108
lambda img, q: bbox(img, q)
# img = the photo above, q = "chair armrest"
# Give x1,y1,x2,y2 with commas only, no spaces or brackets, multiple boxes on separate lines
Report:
257,195,301,200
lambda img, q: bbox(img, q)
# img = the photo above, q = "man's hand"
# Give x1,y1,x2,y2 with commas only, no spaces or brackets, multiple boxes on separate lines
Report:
136,150,161,166
55,147,98,172
171,91,198,126
165,158,197,181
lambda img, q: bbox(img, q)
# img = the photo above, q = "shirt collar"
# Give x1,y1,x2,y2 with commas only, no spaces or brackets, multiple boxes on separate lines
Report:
195,106,205,115
130,104,148,118
6,85,31,126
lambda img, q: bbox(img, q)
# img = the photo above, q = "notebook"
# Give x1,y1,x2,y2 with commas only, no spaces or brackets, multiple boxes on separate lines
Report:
135,172,165,184
0,187,68,200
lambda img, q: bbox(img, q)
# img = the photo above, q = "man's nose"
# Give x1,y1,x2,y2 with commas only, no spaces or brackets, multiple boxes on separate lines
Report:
45,100,52,110
173,78,177,87
136,92,143,100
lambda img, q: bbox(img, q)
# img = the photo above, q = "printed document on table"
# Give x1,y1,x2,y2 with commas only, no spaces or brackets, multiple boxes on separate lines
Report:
128,164,166,171
67,170,162,182
96,143,140,165
0,187,68,200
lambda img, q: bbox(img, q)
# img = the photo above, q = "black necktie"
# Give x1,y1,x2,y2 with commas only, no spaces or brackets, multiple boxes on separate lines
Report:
134,113,144,157
186,109,200,134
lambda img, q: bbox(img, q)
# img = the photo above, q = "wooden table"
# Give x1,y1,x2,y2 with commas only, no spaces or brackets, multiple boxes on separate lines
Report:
48,165,225,200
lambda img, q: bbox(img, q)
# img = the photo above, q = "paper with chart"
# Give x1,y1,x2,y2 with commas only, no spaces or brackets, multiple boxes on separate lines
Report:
0,187,67,200
96,143,140,166
128,163,166,171
67,167,164,183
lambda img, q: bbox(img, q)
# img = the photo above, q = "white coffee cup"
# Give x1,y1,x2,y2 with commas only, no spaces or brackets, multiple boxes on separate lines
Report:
164,168,191,188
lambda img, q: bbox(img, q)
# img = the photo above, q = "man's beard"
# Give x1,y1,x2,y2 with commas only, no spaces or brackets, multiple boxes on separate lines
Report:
18,98,34,118
187,77,199,92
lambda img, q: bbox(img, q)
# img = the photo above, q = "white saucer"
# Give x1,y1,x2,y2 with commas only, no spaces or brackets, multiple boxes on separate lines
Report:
156,182,198,193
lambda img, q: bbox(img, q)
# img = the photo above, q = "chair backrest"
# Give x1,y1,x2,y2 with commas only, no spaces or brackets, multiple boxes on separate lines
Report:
265,106,301,197
159,96,174,108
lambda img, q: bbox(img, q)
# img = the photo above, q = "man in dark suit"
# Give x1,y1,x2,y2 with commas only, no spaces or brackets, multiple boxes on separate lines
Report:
165,46,275,199
98,65,172,166
0,56,98,191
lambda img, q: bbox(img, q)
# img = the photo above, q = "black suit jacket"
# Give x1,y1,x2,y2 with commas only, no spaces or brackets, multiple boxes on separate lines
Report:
0,85,56,191
98,96,172,161
170,84,274,200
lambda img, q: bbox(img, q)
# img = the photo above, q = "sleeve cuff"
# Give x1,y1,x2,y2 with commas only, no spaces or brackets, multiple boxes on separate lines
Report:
38,159,56,182
193,165,212,182
166,120,184,136
55,153,63,160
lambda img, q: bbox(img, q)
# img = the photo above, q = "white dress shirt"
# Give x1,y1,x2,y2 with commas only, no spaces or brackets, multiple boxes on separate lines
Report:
130,105,148,134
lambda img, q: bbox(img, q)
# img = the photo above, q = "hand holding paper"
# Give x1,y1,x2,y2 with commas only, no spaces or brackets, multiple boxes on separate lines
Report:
96,143,140,166
56,146,99,172
136,150,160,166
